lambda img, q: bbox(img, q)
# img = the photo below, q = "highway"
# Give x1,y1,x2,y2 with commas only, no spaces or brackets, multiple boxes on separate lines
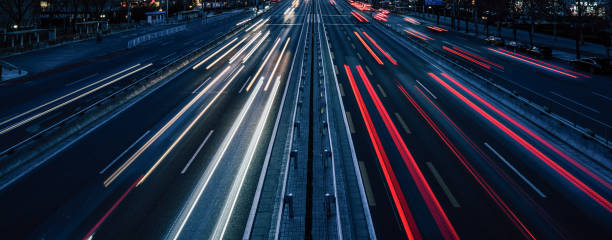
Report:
0,0,610,239
322,1,611,239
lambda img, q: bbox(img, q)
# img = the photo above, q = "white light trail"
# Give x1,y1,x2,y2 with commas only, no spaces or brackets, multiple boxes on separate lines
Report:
245,37,281,92
136,65,245,186
242,31,270,63
104,66,231,187
265,38,290,91
168,80,264,240
192,38,238,70
212,78,281,239
0,63,151,135
229,32,262,64
206,37,248,70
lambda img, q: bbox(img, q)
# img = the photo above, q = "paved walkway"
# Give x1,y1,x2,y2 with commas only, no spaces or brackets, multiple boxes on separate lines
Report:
404,12,610,61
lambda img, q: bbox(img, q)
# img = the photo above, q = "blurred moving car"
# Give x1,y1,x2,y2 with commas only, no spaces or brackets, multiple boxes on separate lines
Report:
526,46,552,58
570,57,612,74
505,40,528,52
484,36,505,46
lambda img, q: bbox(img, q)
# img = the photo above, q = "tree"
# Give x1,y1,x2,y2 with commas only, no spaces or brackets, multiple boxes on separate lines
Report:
0,0,37,27
574,0,585,59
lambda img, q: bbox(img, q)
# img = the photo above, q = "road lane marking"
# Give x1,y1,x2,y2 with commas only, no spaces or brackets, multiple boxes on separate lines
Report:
416,80,437,99
99,130,150,174
212,80,281,239
357,52,363,60
103,66,232,187
331,51,335,59
351,43,356,49
334,65,339,75
192,77,211,94
593,91,612,101
238,76,252,94
169,80,263,240
358,161,376,206
426,162,461,208
181,130,214,174
484,142,547,198
244,15,307,236
550,91,600,114
345,111,356,133
338,83,345,96
376,84,387,98
136,66,244,186
365,65,373,76
394,112,411,134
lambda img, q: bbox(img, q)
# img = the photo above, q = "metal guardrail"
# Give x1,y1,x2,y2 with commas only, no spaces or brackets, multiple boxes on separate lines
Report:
0,13,260,168
127,25,187,48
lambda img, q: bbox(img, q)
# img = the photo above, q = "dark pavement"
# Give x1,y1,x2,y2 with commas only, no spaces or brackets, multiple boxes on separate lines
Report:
0,0,609,239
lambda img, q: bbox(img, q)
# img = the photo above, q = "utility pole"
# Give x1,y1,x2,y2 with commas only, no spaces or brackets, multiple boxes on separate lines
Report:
127,0,131,24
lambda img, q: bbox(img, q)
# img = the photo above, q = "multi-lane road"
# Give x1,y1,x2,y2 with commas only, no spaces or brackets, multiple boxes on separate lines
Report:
0,0,610,239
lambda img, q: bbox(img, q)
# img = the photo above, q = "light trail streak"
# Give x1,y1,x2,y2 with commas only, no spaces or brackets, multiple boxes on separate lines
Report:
83,175,142,240
400,84,536,240
344,65,421,240
168,80,263,240
235,18,250,26
249,18,269,33
246,37,281,92
0,64,141,131
488,48,578,78
243,31,270,63
427,26,448,32
403,17,421,25
0,63,151,135
354,32,383,65
265,38,291,91
362,32,397,65
103,66,232,187
405,29,434,40
443,46,491,69
496,48,590,78
136,66,245,186
244,19,263,32
440,73,612,191
229,32,262,64
192,38,238,70
206,37,248,69
350,12,364,22
429,72,612,213
451,46,503,69
357,66,458,240
212,79,281,239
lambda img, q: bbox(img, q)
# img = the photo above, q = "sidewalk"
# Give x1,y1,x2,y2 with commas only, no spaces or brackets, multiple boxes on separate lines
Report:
404,12,609,61
0,8,249,79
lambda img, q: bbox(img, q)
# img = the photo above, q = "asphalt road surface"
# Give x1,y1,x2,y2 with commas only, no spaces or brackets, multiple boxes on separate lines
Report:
0,0,610,239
